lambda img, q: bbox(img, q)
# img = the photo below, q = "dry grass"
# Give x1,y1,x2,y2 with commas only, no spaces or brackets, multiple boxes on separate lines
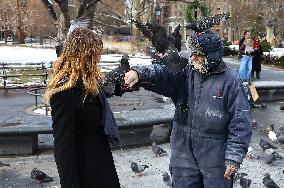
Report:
102,40,151,56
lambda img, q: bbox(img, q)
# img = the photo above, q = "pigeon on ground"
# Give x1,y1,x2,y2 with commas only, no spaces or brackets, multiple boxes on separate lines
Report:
259,139,277,151
276,127,284,143
266,153,277,164
31,168,54,184
246,147,259,159
263,173,280,188
261,103,267,108
152,142,167,157
130,162,149,175
0,161,10,167
265,124,275,132
240,175,252,188
233,172,248,183
268,131,278,142
252,119,257,129
162,172,172,187
280,105,284,111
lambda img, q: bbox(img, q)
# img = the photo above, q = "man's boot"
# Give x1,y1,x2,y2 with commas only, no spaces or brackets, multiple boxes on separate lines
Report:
256,72,260,79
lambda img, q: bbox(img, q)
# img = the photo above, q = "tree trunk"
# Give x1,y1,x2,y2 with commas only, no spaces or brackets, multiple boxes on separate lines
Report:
16,0,25,44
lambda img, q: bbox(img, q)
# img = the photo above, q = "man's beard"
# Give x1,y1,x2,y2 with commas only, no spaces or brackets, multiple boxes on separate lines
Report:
191,59,209,75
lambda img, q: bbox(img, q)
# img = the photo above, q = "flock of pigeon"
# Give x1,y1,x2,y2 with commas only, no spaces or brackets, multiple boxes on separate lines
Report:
129,104,284,187
1,104,284,187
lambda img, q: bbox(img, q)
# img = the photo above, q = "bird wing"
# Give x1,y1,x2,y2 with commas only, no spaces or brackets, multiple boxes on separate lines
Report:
186,13,230,32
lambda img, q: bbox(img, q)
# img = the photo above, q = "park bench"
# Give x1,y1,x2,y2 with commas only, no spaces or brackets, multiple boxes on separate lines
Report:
0,62,49,92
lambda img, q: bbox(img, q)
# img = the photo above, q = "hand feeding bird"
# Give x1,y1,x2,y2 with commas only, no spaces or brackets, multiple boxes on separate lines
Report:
259,139,277,151
130,162,149,176
152,142,167,157
263,173,280,188
162,172,172,187
31,168,54,184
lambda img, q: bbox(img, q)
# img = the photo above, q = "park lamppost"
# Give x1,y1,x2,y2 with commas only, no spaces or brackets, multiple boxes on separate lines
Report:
155,3,162,24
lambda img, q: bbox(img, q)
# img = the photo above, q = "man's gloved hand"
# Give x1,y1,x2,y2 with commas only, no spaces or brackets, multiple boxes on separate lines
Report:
224,160,240,180
124,70,139,88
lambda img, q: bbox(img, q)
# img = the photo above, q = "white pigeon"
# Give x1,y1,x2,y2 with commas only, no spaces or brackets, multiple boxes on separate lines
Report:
268,130,277,142
247,147,259,159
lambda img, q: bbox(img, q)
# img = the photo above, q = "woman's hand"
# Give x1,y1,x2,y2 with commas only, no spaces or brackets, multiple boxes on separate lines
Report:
124,70,139,88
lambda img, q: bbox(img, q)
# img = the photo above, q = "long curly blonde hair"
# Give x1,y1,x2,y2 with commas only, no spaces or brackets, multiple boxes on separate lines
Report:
44,27,103,104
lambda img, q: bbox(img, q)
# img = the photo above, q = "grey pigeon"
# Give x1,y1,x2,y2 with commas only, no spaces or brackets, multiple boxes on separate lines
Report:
263,173,280,188
252,119,257,129
266,153,277,164
240,175,252,188
186,13,230,33
152,142,167,157
276,127,284,143
261,103,267,108
31,168,53,184
259,139,277,151
0,161,10,167
130,162,149,175
234,172,248,183
162,172,172,187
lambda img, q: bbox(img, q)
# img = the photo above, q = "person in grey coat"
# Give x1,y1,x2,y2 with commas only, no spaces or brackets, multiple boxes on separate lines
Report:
124,30,252,188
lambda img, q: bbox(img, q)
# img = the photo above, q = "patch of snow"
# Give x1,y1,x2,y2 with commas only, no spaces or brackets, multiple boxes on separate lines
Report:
254,81,284,87
229,45,239,51
269,48,284,57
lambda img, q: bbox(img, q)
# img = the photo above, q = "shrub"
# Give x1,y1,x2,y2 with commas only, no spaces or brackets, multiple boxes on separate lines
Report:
224,46,238,56
261,39,272,52
223,40,232,47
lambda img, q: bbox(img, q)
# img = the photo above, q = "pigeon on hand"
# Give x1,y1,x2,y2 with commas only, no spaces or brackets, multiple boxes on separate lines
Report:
259,139,277,151
130,162,149,175
0,161,10,167
162,172,172,187
263,173,280,188
240,175,252,188
31,168,54,184
276,127,284,143
152,142,167,157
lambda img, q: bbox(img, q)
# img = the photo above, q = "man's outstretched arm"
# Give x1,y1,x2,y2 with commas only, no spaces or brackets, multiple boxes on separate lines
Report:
124,64,187,101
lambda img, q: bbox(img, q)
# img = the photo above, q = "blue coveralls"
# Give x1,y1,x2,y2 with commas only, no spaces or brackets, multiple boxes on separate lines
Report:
133,62,252,188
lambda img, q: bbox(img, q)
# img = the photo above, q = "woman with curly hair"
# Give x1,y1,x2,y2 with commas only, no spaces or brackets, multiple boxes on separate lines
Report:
45,27,120,188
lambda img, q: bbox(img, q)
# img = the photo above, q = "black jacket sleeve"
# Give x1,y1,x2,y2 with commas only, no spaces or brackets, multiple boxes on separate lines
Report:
50,90,80,188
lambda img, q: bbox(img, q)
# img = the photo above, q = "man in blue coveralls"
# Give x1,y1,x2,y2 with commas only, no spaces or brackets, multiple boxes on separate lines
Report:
124,29,252,187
